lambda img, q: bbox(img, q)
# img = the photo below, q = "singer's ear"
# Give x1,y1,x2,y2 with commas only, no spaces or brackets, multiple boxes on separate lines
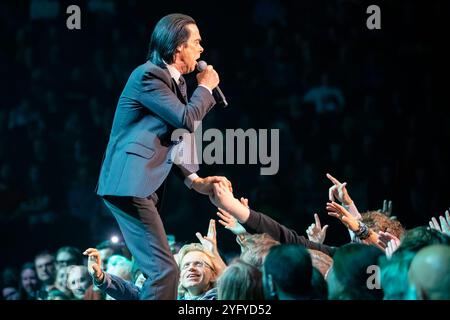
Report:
176,42,187,53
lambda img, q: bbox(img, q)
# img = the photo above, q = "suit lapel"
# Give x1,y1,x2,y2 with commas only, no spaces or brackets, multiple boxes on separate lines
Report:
146,61,187,104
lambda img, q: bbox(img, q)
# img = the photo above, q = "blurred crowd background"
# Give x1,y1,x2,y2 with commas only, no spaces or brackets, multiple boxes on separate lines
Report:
0,0,447,278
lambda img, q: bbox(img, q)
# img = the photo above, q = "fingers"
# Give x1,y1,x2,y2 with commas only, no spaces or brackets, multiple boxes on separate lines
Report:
378,231,390,243
377,231,388,248
203,237,215,245
212,176,233,193
195,232,204,243
380,231,396,241
218,219,228,227
218,181,229,192
240,197,249,208
338,182,347,194
83,248,98,255
431,217,441,232
314,213,321,229
321,225,329,235
326,201,348,216
387,240,394,256
212,182,222,195
446,210,450,224
377,239,387,249
388,201,393,215
386,245,392,258
329,185,337,202
217,209,232,222
208,219,216,238
326,173,341,186
429,220,436,230
227,180,233,193
306,223,315,235
439,215,448,229
328,212,340,219
382,200,387,213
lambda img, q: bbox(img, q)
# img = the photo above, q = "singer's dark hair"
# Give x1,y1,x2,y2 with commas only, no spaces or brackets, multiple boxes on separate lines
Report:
147,13,196,67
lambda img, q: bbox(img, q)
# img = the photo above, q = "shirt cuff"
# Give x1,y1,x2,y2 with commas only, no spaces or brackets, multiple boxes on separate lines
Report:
184,173,200,189
198,84,213,95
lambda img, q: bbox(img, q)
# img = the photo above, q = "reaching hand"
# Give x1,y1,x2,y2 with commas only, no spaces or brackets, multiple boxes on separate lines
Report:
377,231,401,251
429,209,450,236
210,183,251,223
380,199,397,220
306,213,329,244
385,238,401,259
326,173,353,205
83,248,104,283
196,219,219,255
193,176,232,196
326,201,359,232
217,207,247,236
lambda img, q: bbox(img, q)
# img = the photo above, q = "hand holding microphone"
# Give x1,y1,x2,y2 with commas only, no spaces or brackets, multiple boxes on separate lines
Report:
196,60,228,107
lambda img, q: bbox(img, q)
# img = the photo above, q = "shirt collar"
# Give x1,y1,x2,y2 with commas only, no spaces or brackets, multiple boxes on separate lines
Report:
165,63,182,84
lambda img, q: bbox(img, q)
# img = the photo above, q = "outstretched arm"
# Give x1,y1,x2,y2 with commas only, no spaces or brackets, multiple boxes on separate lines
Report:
326,202,383,250
83,248,141,300
210,183,336,256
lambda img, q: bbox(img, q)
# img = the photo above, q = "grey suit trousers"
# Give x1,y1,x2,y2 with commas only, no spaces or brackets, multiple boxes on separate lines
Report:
102,194,179,300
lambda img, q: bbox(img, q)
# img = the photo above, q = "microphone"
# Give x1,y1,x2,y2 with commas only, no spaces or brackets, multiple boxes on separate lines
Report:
196,60,228,107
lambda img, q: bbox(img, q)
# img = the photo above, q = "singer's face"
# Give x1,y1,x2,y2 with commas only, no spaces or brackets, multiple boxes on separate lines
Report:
177,24,204,74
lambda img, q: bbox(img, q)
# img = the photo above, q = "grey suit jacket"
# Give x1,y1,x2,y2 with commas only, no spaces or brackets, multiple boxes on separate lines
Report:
96,60,216,197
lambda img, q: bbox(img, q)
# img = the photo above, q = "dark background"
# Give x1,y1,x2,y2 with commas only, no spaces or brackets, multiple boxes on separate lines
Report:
0,0,448,270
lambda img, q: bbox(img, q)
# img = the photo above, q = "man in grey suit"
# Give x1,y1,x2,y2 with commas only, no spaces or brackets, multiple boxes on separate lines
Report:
96,13,231,300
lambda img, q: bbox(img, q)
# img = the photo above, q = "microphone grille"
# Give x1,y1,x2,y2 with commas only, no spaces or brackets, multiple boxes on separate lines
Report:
196,60,207,72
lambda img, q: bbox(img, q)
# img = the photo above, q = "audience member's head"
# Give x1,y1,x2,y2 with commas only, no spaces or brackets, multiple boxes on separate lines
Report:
263,244,313,300
176,243,219,300
408,244,450,300
55,266,71,297
96,240,130,269
308,249,333,278
379,250,416,299
20,262,39,299
66,265,91,300
380,225,450,300
327,243,383,300
106,255,133,281
34,251,56,285
397,226,450,253
217,260,264,300
361,210,405,239
311,267,328,299
55,246,83,270
1,267,19,300
238,233,280,269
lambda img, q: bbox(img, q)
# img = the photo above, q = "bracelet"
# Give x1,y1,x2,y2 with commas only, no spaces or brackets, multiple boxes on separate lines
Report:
355,221,370,240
